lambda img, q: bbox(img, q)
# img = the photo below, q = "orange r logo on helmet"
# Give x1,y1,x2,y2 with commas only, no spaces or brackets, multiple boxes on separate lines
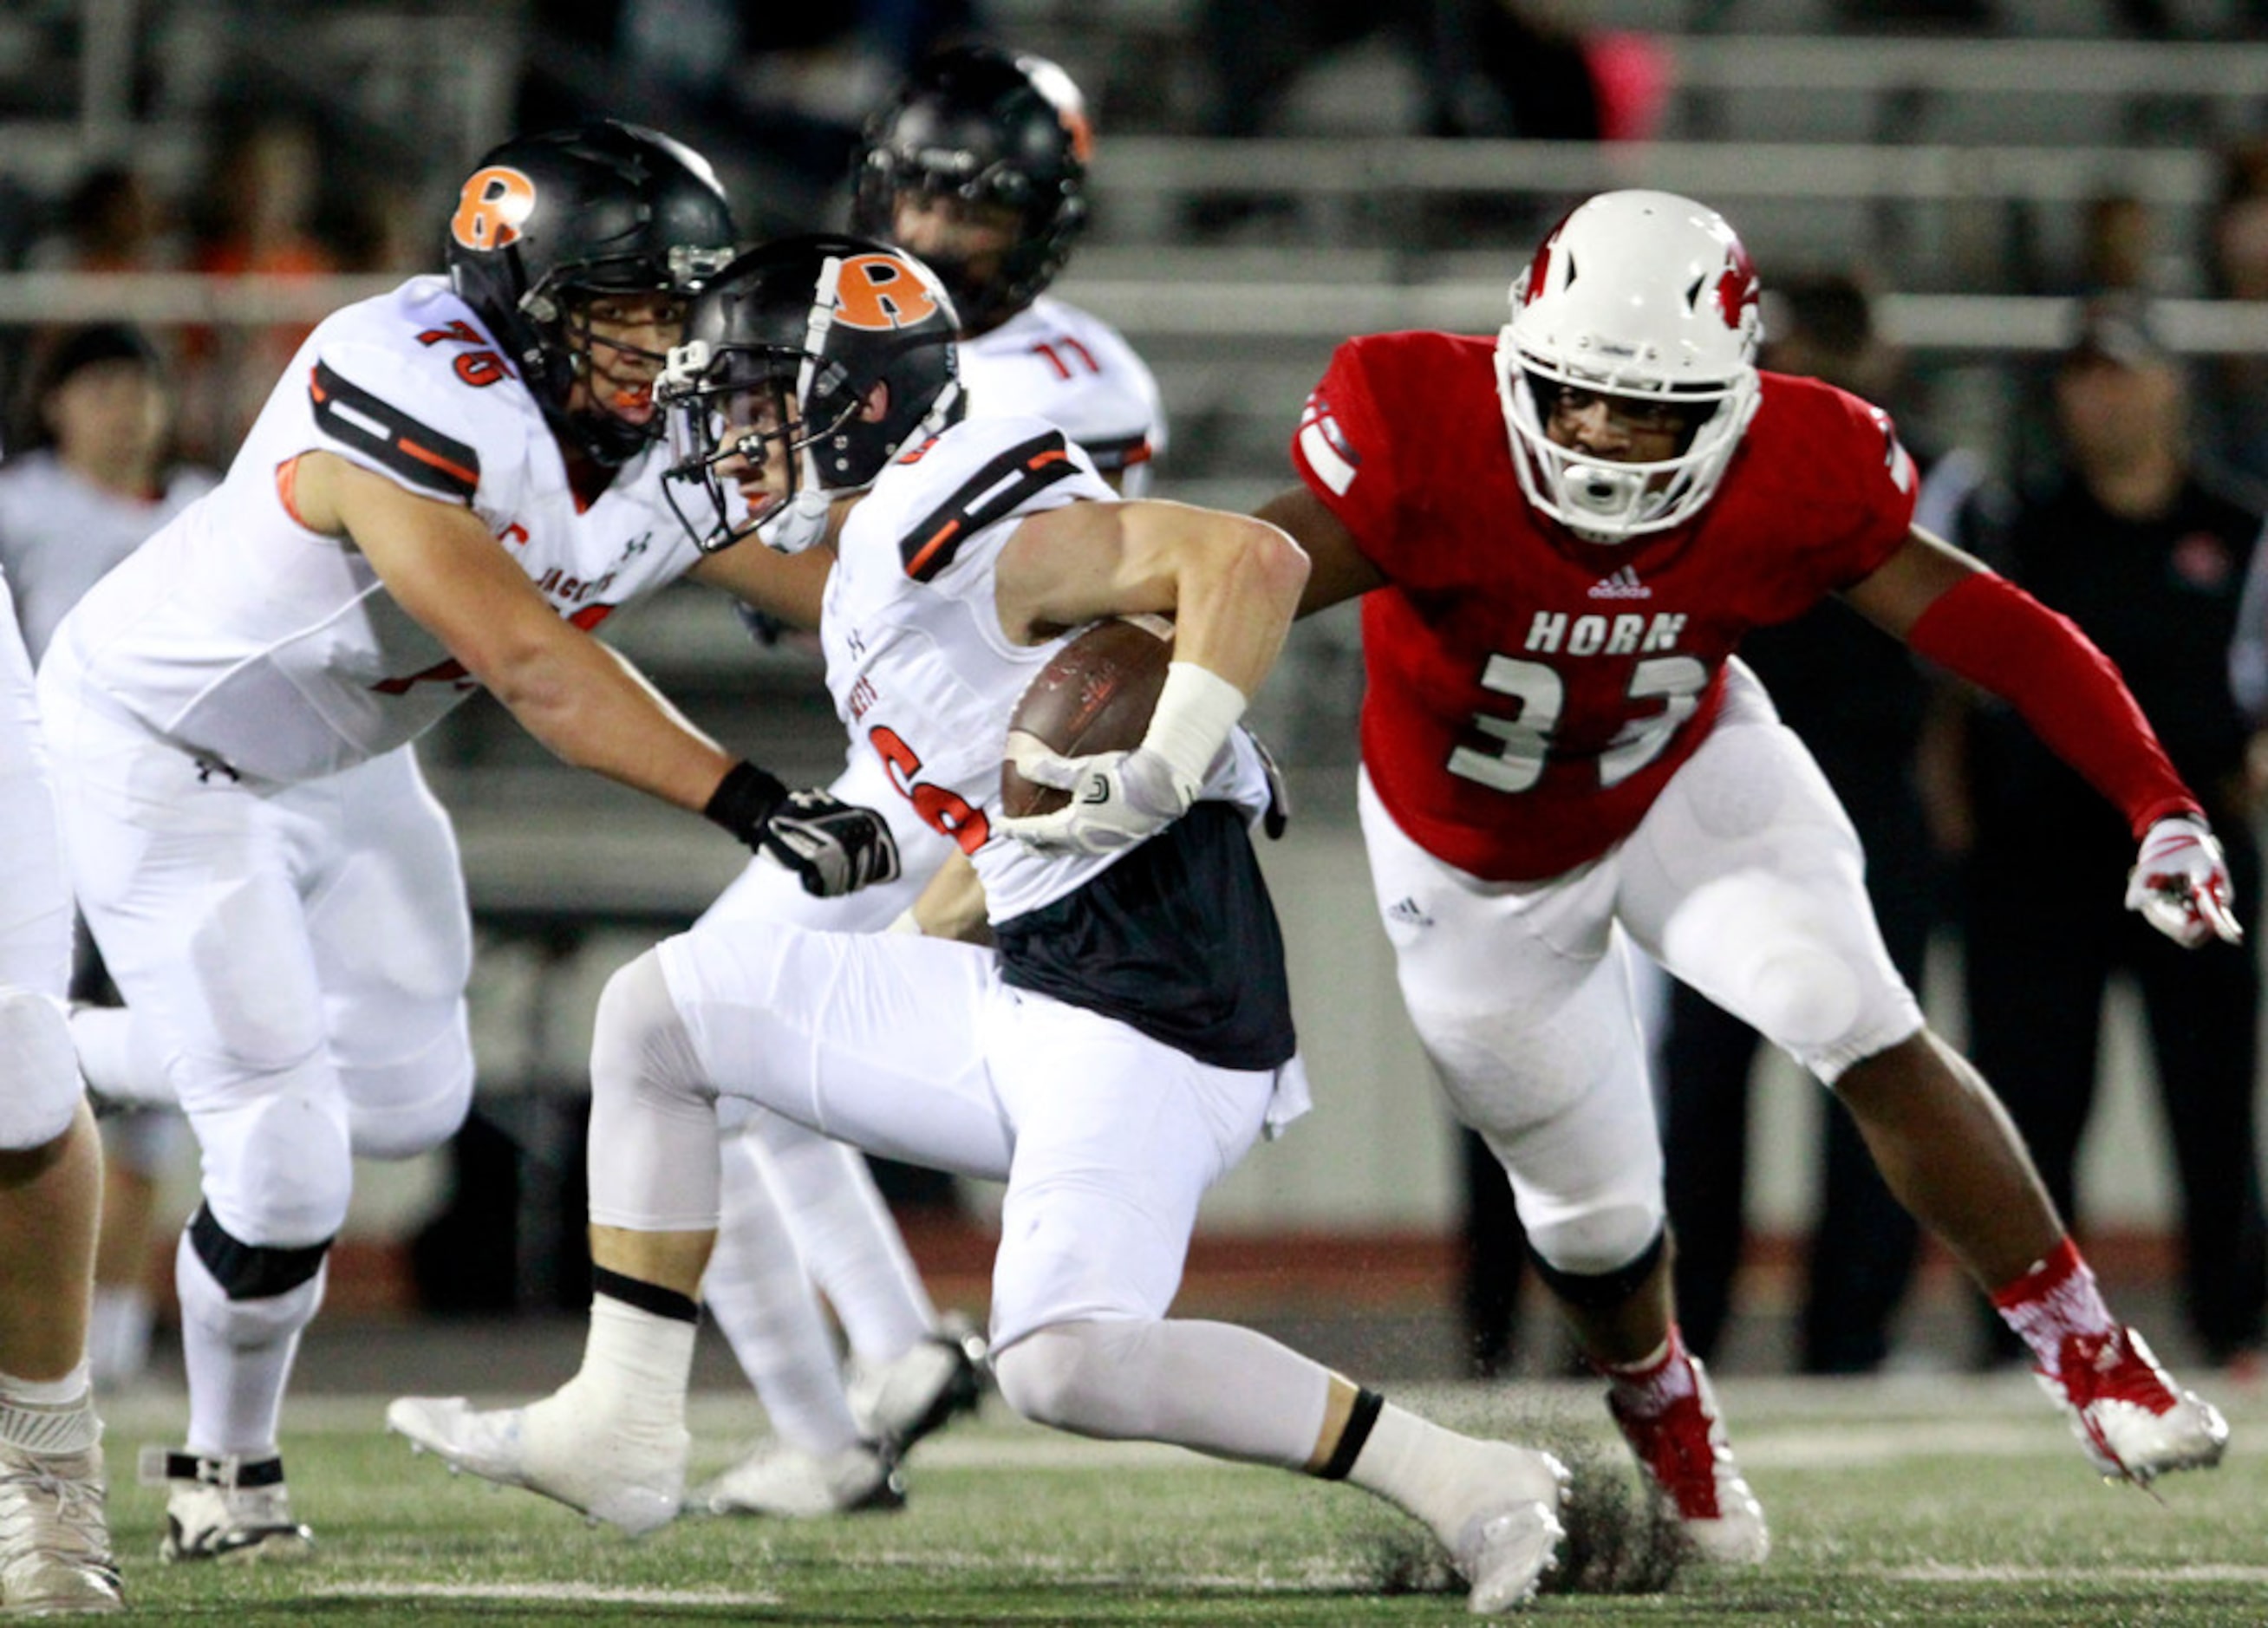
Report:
451,166,538,254
831,253,942,331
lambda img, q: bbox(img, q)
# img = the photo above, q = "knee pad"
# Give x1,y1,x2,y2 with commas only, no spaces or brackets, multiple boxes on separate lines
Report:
1663,874,1922,1084
590,952,710,1119
1528,1228,1665,1309
344,1013,474,1161
176,1217,327,1342
993,1322,1131,1434
1522,1200,1668,1282
190,1053,354,1247
0,987,80,1150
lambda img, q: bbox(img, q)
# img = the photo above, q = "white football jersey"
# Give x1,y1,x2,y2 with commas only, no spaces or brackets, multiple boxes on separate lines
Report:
0,452,213,665
48,275,706,784
823,414,1269,925
961,296,1165,497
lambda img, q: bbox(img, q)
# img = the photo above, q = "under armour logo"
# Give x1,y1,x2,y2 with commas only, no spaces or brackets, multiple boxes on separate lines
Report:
1589,566,1650,600
1385,896,1433,928
620,531,651,560
193,756,241,785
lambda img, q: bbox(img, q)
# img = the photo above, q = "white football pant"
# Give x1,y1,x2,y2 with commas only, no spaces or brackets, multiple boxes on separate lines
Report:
1362,660,1924,1279
0,576,76,1151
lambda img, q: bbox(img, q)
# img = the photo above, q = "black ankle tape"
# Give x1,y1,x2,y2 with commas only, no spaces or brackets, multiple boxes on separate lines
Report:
591,1266,700,1325
1526,1229,1666,1312
1315,1386,1385,1481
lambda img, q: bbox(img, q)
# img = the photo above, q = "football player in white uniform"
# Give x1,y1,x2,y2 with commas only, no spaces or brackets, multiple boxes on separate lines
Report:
36,123,899,1564
0,368,128,1612
691,48,1174,1517
388,237,1569,1616
0,323,214,1400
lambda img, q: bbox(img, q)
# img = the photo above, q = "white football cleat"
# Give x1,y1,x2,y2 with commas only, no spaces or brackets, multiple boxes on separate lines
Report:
1607,1355,1769,1565
844,1314,987,1454
141,1449,313,1566
0,1439,123,1612
386,1394,686,1536
698,1439,905,1519
2035,1325,2229,1485
1450,1444,1567,1614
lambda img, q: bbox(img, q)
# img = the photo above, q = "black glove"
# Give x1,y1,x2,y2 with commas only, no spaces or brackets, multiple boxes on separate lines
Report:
760,788,903,897
704,762,902,898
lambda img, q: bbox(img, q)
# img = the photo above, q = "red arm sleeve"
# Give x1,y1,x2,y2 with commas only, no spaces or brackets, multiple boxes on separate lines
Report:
1906,571,2200,839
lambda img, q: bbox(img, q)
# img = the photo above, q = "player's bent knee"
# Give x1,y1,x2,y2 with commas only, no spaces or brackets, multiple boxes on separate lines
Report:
193,1065,355,1247
346,1022,475,1161
1527,1203,1666,1285
1528,1226,1665,1309
591,950,707,1115
993,1322,1131,1435
0,987,81,1150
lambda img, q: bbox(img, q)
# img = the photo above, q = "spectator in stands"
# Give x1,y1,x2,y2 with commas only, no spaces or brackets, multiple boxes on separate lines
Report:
0,324,216,1391
1656,273,2000,1374
1197,1,1659,141
2194,138,2268,502
24,165,175,275
182,108,345,462
1953,296,2266,1371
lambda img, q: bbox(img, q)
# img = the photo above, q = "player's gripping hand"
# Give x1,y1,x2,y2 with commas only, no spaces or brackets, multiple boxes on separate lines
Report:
999,740,1196,856
704,762,902,896
2125,814,2244,947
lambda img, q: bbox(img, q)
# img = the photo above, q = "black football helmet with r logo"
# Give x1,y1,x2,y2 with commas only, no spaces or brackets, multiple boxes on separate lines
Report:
657,234,964,553
446,120,737,466
850,44,1090,335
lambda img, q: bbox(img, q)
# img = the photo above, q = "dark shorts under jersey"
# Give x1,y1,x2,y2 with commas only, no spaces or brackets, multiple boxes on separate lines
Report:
993,801,1296,1072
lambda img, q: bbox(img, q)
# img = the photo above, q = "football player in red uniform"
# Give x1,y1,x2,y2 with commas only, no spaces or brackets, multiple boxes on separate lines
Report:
1259,189,2237,1563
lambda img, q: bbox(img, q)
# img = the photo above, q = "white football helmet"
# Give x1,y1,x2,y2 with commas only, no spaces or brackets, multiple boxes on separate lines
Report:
1496,190,1763,543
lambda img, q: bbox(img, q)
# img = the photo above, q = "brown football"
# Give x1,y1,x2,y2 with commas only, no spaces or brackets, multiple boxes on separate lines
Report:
1001,614,1176,818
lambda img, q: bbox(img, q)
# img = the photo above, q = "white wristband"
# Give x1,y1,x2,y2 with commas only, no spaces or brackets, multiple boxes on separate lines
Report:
1141,661,1248,793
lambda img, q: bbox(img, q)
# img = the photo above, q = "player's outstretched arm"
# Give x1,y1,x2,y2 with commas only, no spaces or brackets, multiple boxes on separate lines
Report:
1253,485,1387,617
297,451,740,810
688,524,839,633
1845,524,2239,947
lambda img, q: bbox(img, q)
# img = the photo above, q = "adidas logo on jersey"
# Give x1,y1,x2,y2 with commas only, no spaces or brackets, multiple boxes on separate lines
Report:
1588,566,1651,600
1385,896,1434,929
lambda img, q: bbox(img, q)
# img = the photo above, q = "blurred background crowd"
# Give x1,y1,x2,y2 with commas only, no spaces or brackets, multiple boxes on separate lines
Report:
8,0,2268,1391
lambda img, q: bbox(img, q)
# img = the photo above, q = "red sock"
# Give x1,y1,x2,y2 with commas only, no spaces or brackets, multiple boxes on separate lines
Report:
1989,1237,2116,1371
1600,1324,1698,1418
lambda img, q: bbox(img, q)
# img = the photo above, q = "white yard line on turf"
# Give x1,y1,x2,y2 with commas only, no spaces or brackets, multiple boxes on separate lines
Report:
323,1582,785,1606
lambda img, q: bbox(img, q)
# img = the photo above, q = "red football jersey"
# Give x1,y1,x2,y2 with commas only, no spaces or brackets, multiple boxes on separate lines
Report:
1293,330,1916,882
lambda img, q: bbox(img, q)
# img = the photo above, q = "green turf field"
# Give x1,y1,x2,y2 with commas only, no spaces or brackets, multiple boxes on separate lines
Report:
94,1372,2268,1625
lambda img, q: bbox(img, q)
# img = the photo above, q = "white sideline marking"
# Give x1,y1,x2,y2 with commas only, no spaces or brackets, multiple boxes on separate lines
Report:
325,1581,784,1606
1884,1564,2268,1585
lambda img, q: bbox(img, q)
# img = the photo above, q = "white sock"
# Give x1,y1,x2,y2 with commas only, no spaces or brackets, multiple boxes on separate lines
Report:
559,1294,697,1445
1346,1403,1509,1547
753,1117,934,1364
703,1136,864,1455
176,1232,321,1460
70,1006,175,1110
88,1286,154,1388
0,1364,100,1455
